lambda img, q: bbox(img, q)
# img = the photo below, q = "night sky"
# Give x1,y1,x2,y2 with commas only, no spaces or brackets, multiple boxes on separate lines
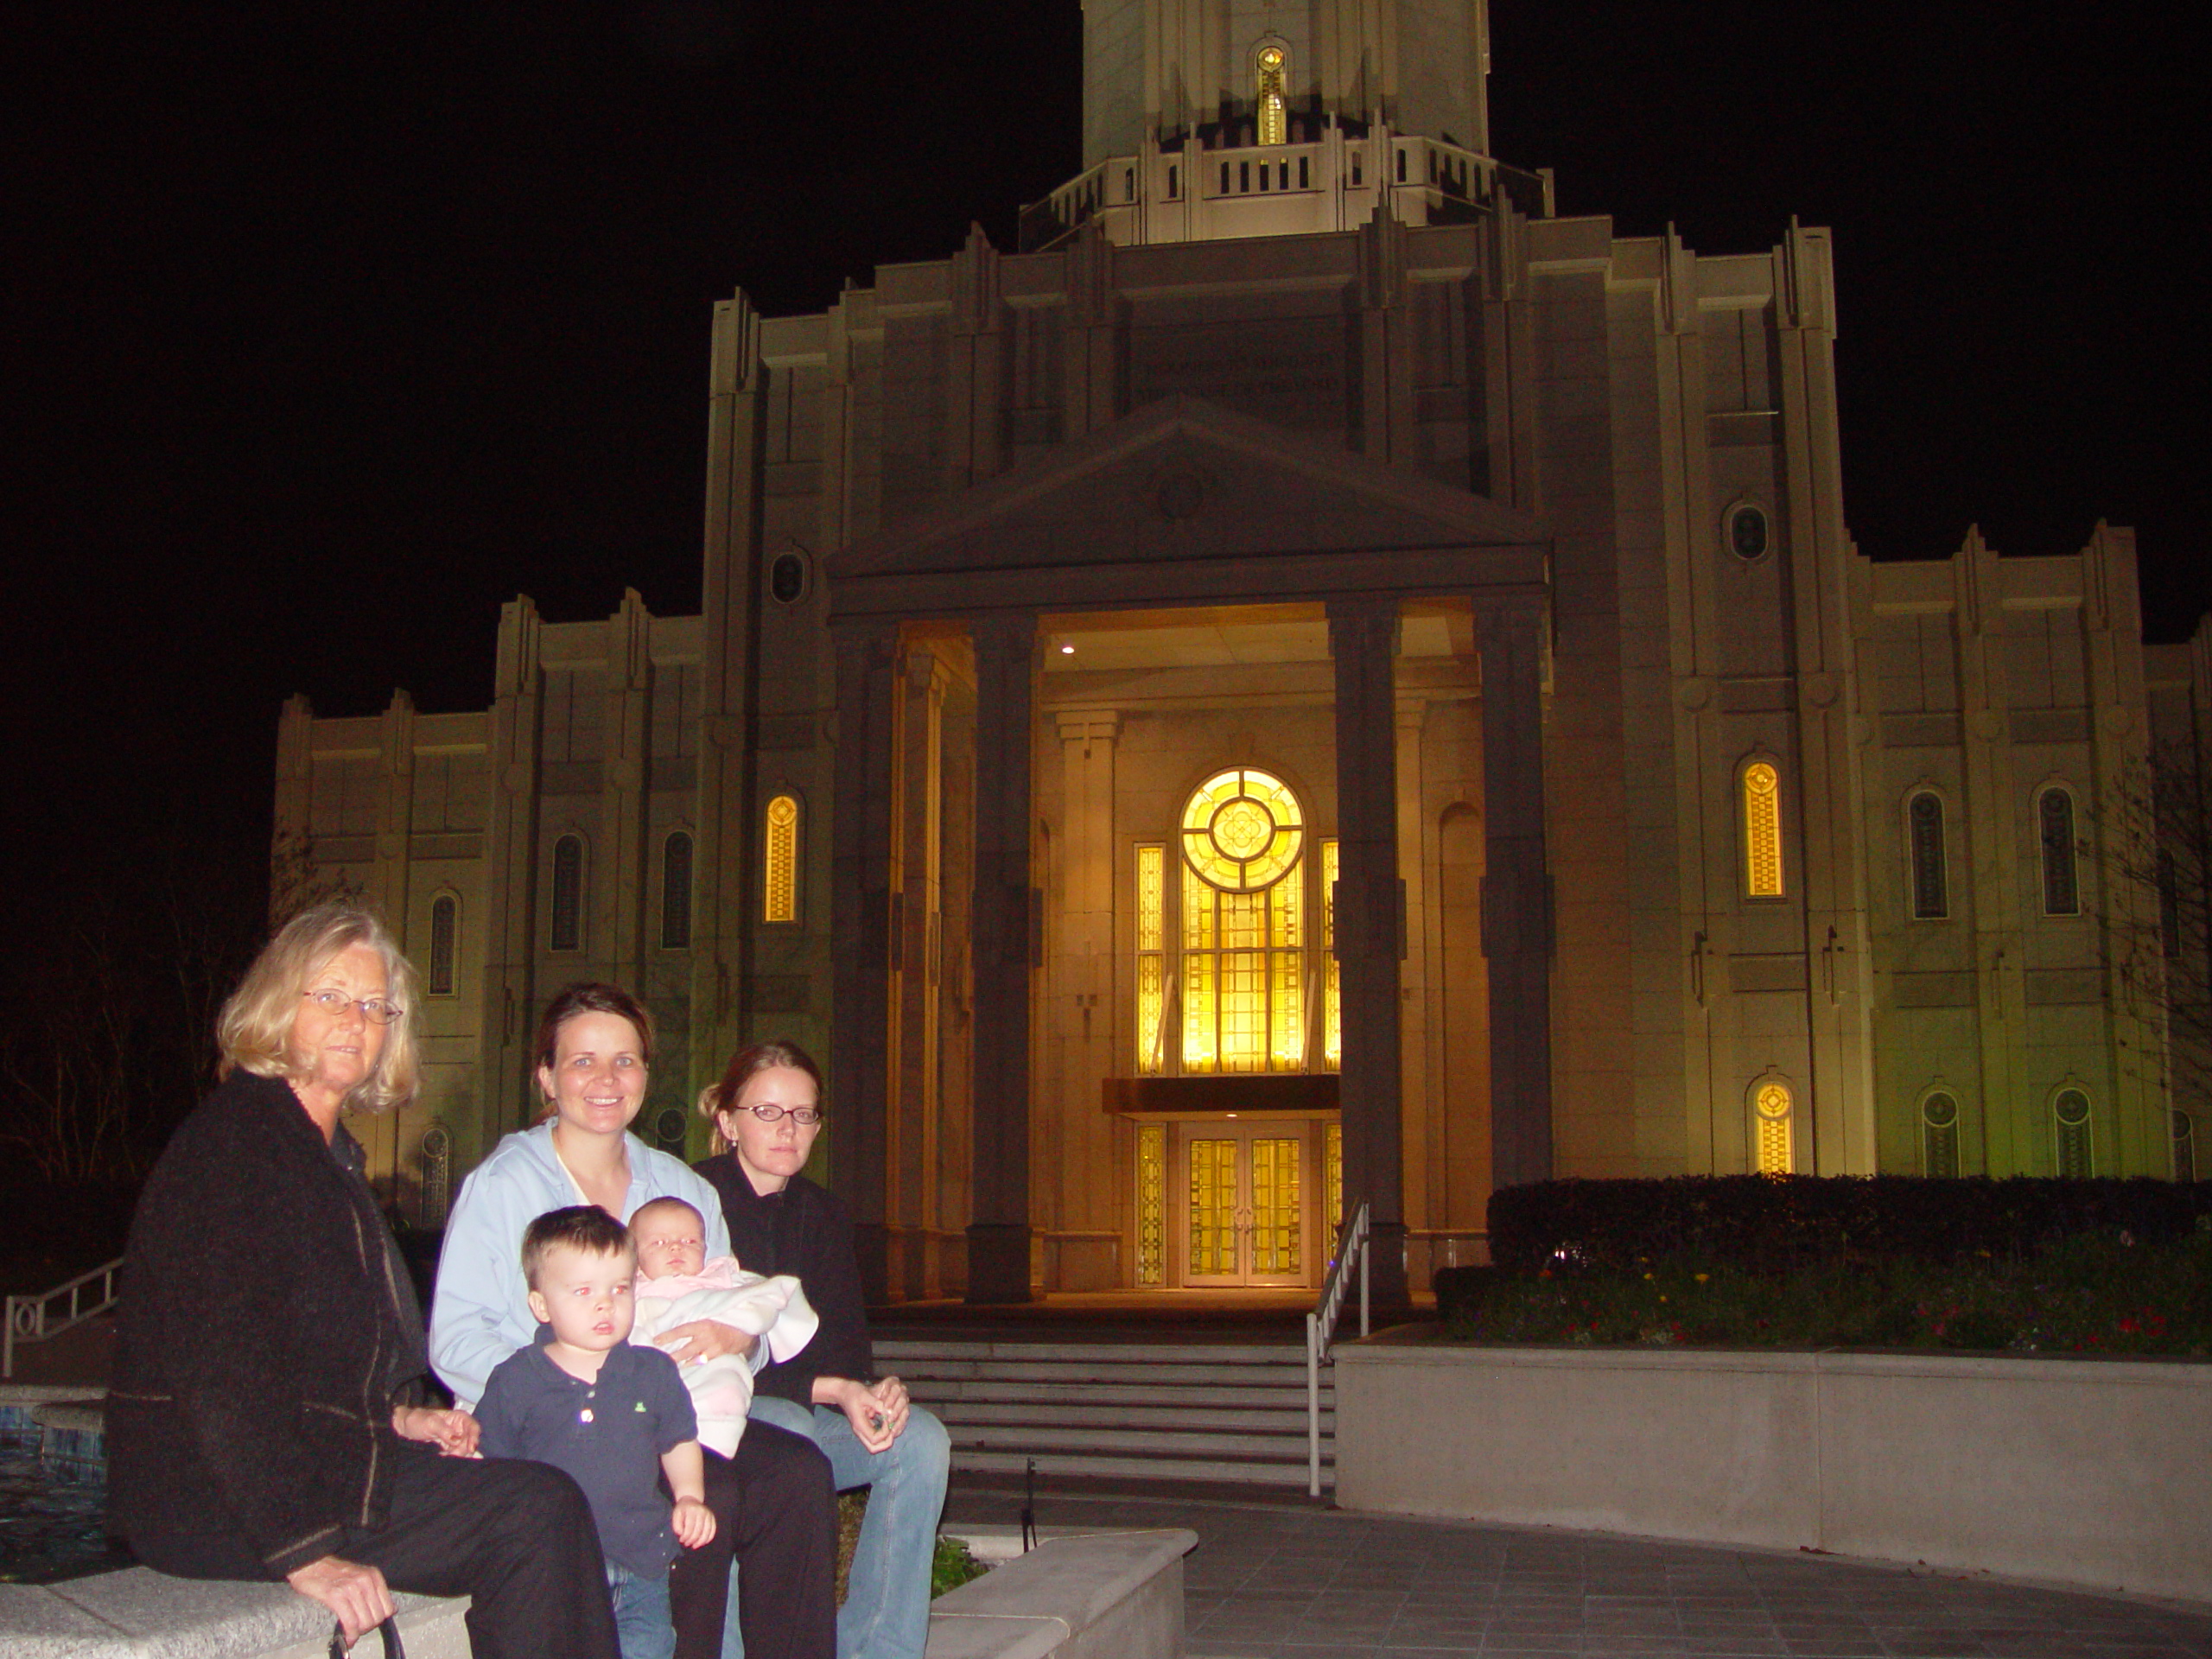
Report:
11,1,2205,915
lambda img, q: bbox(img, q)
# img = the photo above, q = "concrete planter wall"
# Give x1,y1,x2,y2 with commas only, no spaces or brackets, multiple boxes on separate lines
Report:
1334,1333,2212,1604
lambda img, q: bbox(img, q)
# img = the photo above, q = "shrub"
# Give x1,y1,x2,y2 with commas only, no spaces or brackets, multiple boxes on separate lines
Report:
1487,1174,2212,1276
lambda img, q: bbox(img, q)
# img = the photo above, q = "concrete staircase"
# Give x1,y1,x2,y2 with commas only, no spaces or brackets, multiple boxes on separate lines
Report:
876,1330,1331,1490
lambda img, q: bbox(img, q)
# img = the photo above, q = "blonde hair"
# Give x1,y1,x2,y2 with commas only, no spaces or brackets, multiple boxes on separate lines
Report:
216,901,421,1114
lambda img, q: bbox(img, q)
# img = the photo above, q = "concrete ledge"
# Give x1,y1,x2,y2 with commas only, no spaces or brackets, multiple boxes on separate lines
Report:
0,1568,471,1659
1334,1332,2212,1604
927,1527,1197,1659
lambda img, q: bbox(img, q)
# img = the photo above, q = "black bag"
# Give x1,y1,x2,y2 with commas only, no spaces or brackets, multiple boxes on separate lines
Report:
328,1617,404,1659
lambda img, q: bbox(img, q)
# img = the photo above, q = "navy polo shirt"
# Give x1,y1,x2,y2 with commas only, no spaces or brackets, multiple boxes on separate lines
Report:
477,1334,698,1576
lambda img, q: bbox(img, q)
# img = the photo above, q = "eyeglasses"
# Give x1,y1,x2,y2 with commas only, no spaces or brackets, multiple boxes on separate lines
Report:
302,988,404,1026
739,1103,823,1125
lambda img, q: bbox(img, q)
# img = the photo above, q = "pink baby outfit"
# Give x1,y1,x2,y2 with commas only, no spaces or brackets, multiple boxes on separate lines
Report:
631,1257,817,1457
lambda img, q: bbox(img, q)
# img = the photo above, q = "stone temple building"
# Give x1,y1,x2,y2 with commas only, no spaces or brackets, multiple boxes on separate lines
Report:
274,0,2207,1304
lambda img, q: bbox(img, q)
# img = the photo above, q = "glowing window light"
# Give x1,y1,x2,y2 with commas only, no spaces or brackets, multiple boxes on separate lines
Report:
1743,762,1783,898
764,795,799,923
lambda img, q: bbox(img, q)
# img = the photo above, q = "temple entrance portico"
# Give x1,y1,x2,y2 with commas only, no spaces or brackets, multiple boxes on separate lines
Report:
824,397,1554,1306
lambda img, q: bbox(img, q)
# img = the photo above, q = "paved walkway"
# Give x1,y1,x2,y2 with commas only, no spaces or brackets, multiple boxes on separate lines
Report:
941,1478,2212,1659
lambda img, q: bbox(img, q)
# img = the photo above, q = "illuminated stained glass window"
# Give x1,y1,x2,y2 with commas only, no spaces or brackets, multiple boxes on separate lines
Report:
1250,1136,1301,1275
1320,839,1341,1071
1135,1122,1166,1284
2054,1089,2092,1177
1255,44,1287,146
1754,1081,1792,1173
1922,1091,1959,1178
764,794,799,924
1188,1137,1238,1275
1135,844,1166,1074
1744,761,1783,898
1325,1122,1343,1240
1179,769,1305,1073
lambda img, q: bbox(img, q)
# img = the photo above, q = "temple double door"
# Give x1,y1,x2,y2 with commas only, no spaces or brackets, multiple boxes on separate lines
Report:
1169,1117,1337,1289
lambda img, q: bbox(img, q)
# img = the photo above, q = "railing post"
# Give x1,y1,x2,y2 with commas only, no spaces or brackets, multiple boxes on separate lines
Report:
3,1296,16,1381
1360,1227,1370,1338
1306,1310,1321,1498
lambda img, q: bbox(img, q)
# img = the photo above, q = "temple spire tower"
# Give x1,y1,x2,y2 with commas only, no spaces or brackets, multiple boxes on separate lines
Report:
1025,0,1549,250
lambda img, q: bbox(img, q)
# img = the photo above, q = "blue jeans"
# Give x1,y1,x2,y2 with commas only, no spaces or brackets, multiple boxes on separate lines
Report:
722,1398,950,1659
610,1559,677,1659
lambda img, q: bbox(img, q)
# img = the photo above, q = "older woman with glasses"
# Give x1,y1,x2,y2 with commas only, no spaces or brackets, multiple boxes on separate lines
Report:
109,902,619,1657
694,1042,950,1659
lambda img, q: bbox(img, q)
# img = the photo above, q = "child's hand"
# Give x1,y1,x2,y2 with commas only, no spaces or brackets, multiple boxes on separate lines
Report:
671,1496,717,1549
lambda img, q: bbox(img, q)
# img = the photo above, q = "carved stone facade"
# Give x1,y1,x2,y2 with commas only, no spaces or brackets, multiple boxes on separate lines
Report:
273,1,2197,1293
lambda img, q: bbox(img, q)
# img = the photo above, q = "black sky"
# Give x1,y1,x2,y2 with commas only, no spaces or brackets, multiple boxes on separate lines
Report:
10,1,2206,912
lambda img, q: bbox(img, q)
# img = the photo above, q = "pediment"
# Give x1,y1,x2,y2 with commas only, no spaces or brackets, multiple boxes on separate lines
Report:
828,396,1549,620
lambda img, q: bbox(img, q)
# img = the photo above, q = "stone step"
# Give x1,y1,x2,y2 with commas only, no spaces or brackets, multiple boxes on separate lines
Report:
952,1446,1324,1487
884,1356,1314,1388
938,1399,1334,1433
923,1376,1329,1409
877,1338,1306,1365
945,1420,1315,1459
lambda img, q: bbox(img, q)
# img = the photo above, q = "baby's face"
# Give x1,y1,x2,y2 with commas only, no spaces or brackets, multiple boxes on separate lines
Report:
632,1206,708,1280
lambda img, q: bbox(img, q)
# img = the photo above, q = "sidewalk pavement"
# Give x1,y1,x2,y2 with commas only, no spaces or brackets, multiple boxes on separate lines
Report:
941,1477,2212,1659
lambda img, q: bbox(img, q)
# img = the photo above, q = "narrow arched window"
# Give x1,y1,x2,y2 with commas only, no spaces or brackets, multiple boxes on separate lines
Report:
2159,849,2181,958
661,830,694,950
1743,760,1784,898
427,894,458,995
2175,1111,2196,1183
550,836,584,951
764,794,800,924
2039,788,2080,916
2054,1088,2093,1177
1753,1080,1793,1173
1922,1091,1959,1178
1909,791,1948,919
418,1123,452,1229
1255,43,1287,146
1135,843,1166,1075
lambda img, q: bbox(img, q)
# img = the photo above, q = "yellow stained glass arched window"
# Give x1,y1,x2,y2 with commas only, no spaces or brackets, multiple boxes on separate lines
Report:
764,794,799,924
1743,761,1783,898
1754,1081,1793,1173
1255,44,1287,146
1180,768,1305,1073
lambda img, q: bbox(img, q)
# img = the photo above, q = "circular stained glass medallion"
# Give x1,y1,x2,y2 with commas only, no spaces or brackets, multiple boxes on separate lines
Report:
1181,767,1303,892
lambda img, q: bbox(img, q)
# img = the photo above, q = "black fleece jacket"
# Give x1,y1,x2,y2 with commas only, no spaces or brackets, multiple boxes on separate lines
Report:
693,1158,874,1407
108,1069,427,1577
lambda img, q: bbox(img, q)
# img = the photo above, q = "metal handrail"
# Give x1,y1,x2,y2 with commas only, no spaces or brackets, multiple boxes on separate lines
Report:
3,1256,124,1380
1305,1202,1370,1497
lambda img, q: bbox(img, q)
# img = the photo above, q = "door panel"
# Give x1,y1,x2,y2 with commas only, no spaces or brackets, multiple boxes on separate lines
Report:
1174,1122,1318,1287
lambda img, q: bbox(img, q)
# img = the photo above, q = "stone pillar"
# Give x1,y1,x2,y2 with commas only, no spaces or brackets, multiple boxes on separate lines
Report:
893,646,952,1299
601,589,653,991
478,598,545,1148
968,612,1038,1303
372,690,416,942
1054,709,1121,1291
1328,596,1410,1308
1478,595,1554,1189
830,620,900,1303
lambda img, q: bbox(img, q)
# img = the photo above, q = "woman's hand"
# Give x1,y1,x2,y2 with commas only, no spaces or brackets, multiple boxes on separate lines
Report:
825,1376,906,1453
391,1405,480,1458
655,1319,755,1367
287,1554,397,1644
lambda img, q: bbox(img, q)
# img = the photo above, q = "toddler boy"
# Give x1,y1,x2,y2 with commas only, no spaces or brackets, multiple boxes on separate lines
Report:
627,1197,818,1458
477,1205,715,1659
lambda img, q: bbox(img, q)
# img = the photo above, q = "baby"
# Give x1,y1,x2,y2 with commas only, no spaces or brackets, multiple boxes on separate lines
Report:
627,1197,817,1457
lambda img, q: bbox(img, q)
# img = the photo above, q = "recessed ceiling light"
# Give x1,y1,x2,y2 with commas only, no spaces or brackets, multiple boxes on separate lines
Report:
1059,642,1075,654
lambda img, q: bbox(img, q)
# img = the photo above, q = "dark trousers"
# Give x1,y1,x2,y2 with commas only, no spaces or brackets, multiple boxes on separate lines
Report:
669,1421,836,1659
131,1444,620,1659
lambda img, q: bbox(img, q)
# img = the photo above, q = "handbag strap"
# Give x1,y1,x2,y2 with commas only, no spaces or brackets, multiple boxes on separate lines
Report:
328,1616,405,1659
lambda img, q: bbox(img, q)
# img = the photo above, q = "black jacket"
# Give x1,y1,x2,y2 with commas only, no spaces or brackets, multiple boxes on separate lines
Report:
694,1159,873,1406
108,1069,427,1577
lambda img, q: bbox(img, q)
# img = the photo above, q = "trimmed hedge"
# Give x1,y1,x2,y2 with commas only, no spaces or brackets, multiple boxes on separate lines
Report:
1484,1174,2212,1277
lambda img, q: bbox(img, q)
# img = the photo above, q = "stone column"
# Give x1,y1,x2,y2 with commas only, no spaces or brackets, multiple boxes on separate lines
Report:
372,690,416,941
1478,595,1554,1189
1055,709,1121,1291
893,646,951,1299
830,620,900,1302
478,598,546,1148
968,612,1038,1303
1328,596,1410,1307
